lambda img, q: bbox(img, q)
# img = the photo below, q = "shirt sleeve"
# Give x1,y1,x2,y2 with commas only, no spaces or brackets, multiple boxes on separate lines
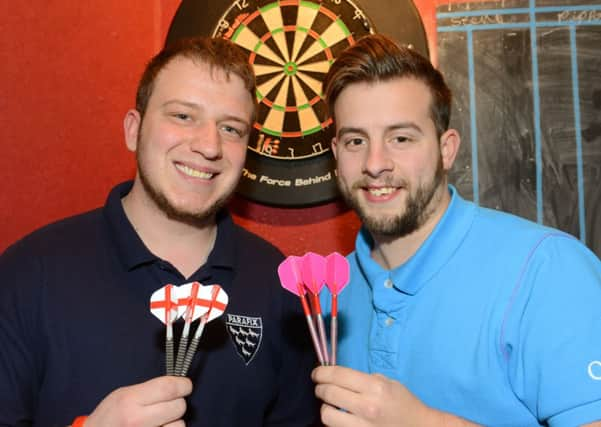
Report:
0,240,45,426
264,288,319,427
503,234,601,426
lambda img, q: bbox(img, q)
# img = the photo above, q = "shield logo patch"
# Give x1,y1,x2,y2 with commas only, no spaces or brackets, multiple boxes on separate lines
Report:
226,314,263,365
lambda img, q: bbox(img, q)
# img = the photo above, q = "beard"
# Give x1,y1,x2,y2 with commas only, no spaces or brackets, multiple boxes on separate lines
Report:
136,137,233,226
338,155,445,238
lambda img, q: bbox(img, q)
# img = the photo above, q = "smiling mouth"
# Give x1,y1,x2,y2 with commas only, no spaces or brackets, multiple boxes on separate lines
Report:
367,187,396,197
175,163,215,180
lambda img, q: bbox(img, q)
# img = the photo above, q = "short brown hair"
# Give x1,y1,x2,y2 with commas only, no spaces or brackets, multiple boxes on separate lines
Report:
323,34,451,137
136,36,257,120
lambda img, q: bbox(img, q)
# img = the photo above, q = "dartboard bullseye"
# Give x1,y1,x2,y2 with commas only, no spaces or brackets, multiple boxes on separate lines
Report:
166,0,428,206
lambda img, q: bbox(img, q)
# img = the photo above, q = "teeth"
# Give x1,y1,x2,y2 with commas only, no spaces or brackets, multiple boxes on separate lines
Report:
176,164,214,179
368,187,395,196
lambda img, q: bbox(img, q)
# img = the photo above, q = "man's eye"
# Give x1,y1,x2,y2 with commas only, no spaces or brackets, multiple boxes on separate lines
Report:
172,113,191,121
392,136,410,143
222,125,242,137
346,138,364,146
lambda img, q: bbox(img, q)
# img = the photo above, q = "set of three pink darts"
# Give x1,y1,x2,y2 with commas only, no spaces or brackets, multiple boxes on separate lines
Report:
277,252,350,366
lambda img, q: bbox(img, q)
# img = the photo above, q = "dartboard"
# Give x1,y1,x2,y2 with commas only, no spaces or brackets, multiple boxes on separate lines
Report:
167,0,429,207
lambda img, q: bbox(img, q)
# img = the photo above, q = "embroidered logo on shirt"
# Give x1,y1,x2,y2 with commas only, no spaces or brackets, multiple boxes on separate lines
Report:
226,314,263,365
588,360,601,380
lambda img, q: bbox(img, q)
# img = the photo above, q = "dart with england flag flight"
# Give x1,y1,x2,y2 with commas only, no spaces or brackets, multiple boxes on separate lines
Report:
179,284,228,376
150,284,180,375
174,282,208,375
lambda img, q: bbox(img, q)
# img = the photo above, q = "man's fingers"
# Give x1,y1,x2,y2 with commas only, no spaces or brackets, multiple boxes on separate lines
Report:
315,383,366,417
312,366,379,394
134,376,193,405
320,402,370,427
139,396,187,426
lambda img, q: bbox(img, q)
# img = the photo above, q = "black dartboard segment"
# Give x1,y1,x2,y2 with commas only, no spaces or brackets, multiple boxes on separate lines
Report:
166,0,428,207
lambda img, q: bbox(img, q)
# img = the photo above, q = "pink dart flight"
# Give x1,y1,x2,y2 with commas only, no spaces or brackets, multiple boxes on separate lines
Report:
325,252,350,296
278,255,306,297
278,255,325,365
300,252,329,365
325,252,350,365
300,252,327,295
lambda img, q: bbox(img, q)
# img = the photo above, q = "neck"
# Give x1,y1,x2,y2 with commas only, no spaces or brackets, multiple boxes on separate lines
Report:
122,181,218,279
371,184,451,270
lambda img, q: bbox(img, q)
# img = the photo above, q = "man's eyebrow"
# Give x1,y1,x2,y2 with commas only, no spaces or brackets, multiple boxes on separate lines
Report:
337,127,367,138
161,100,250,126
161,100,202,110
337,122,424,138
385,122,424,134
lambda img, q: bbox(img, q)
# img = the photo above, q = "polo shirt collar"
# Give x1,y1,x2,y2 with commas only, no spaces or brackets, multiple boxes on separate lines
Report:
354,185,476,297
103,181,236,272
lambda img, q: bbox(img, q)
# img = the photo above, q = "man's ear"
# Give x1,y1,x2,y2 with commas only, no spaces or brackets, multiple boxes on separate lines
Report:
440,128,461,171
331,136,338,160
124,109,142,152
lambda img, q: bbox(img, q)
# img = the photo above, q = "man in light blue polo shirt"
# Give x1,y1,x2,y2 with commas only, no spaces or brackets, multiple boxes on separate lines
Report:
312,34,601,427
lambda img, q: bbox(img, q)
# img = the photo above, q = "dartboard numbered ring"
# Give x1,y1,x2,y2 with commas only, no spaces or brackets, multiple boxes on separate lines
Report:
167,0,429,207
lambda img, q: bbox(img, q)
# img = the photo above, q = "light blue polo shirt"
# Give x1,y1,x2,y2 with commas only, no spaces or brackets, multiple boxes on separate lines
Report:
321,186,601,426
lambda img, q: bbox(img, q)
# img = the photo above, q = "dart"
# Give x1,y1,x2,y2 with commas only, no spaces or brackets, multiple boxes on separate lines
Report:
173,282,209,376
179,284,228,376
301,252,330,365
150,284,180,375
278,255,326,365
325,252,350,365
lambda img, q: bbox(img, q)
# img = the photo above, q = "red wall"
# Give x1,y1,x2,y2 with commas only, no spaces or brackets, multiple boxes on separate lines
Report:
0,1,439,256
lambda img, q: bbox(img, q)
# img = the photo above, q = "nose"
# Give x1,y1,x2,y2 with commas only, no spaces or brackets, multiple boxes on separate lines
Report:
363,141,393,178
189,121,222,160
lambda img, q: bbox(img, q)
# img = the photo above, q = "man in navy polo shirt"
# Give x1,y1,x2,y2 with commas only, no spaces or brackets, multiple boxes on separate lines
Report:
0,37,317,426
312,34,601,426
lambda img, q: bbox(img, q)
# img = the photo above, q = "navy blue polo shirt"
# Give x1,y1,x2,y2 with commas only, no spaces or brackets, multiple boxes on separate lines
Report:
0,181,318,426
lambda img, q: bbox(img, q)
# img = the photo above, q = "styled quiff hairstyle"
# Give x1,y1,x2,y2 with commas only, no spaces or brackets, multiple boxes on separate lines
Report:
135,36,257,120
323,34,452,137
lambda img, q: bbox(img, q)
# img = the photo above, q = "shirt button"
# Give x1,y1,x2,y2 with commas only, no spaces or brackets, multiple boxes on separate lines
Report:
384,279,393,289
385,317,394,327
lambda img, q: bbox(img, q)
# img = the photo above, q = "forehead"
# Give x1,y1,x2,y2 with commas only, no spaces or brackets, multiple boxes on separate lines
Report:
334,77,433,128
149,56,254,114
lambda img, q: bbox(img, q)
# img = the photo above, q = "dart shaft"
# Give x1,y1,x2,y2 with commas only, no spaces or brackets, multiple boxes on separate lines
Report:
310,293,329,365
180,336,200,377
174,322,191,375
166,337,175,376
305,314,325,365
315,313,329,365
330,315,337,366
